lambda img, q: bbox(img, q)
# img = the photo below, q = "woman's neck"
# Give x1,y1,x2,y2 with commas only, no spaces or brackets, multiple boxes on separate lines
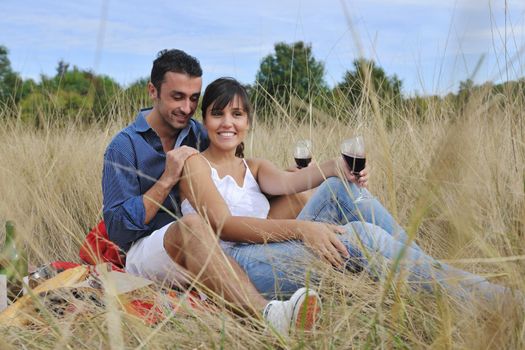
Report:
203,145,238,165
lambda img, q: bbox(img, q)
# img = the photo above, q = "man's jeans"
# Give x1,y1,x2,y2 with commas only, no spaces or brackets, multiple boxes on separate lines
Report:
225,177,507,300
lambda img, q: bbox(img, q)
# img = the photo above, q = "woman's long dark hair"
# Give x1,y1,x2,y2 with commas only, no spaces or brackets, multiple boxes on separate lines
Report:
201,77,252,158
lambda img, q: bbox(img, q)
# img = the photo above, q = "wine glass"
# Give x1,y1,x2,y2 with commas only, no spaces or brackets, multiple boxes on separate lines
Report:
294,139,313,169
340,136,369,202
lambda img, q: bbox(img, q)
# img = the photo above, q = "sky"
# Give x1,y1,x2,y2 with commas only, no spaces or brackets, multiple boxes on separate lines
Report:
1,0,524,96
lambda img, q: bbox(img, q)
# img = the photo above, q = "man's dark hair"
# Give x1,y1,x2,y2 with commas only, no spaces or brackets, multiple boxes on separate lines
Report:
150,49,203,95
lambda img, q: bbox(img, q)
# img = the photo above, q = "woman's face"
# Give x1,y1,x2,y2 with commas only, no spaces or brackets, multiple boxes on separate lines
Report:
204,94,249,152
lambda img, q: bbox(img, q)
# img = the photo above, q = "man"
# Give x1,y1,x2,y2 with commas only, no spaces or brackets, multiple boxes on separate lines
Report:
102,49,320,335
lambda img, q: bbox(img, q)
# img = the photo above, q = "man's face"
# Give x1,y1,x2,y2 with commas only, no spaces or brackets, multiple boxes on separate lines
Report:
149,71,202,131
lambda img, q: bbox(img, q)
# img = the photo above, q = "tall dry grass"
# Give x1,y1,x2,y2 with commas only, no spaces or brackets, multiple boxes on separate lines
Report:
1,85,525,348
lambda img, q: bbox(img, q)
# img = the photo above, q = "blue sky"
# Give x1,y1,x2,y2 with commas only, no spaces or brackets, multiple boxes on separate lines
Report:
1,0,524,96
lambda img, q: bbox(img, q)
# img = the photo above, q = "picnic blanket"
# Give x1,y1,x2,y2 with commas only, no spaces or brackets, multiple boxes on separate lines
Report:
0,221,210,328
79,220,125,269
0,263,209,327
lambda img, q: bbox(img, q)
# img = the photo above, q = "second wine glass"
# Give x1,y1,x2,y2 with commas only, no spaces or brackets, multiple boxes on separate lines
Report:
294,139,312,169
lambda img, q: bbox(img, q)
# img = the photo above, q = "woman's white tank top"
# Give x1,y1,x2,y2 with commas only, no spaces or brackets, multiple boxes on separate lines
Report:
180,158,270,248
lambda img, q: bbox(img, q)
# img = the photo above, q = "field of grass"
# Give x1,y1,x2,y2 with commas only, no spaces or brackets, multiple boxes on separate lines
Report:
1,87,525,348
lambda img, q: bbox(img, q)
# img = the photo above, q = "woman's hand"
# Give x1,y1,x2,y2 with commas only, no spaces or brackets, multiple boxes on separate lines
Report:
297,221,349,267
337,157,369,188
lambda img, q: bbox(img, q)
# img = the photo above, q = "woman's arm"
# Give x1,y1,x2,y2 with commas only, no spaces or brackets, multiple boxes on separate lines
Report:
254,157,369,196
179,155,349,266
253,158,336,196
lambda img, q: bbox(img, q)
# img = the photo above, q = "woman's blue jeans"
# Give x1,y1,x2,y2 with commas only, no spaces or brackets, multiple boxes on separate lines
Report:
225,177,507,300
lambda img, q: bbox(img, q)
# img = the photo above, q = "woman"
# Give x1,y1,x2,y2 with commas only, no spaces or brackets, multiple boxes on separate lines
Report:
180,77,509,302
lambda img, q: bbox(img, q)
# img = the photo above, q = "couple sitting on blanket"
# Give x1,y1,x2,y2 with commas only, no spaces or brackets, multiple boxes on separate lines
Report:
102,49,511,335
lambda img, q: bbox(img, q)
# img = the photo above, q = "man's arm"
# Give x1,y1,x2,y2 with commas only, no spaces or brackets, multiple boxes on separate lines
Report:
102,141,198,250
142,146,198,223
102,145,155,251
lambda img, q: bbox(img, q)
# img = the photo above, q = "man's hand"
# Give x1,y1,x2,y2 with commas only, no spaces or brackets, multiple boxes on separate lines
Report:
143,146,198,224
337,157,369,188
161,146,199,187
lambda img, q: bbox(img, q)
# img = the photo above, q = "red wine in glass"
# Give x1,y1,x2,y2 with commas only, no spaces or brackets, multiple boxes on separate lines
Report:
295,157,312,168
294,140,312,169
342,154,366,175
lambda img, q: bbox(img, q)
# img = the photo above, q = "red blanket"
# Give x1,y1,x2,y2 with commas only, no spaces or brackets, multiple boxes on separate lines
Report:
79,220,125,269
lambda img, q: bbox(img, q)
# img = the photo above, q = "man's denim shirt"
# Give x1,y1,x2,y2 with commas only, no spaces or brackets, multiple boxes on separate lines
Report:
102,108,209,252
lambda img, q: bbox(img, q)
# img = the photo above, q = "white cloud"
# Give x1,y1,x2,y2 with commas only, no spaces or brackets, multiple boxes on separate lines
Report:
2,0,525,93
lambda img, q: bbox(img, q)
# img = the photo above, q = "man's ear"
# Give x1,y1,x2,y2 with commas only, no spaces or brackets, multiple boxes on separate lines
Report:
147,82,157,99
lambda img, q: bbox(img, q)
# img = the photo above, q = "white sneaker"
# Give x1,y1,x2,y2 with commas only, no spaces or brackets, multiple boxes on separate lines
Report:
262,287,321,335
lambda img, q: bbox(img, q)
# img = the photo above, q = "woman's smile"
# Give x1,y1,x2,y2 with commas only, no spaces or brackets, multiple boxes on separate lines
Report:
217,131,236,137
214,129,240,148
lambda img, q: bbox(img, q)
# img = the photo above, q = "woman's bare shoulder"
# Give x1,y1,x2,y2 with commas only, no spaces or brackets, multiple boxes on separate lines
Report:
184,153,211,174
245,157,275,179
246,157,273,166
246,157,261,178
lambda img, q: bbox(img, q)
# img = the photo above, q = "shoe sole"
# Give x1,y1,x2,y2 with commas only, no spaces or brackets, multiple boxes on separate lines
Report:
291,289,321,331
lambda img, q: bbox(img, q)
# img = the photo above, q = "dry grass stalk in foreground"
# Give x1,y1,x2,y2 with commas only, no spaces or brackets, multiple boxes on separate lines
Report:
0,86,525,348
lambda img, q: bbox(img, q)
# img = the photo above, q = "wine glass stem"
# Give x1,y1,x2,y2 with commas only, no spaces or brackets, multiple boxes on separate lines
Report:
354,174,364,199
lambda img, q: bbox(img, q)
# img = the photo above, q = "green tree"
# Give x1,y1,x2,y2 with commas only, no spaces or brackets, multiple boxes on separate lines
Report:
20,62,121,125
0,45,23,103
457,78,475,107
335,58,402,107
121,78,149,118
91,74,121,117
56,59,70,77
254,41,327,110
125,78,148,102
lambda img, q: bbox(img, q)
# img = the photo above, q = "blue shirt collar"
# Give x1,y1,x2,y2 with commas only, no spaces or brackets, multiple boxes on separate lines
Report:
134,108,152,133
175,120,194,148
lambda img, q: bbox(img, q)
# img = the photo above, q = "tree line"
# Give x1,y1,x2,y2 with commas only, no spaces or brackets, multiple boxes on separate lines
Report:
1,42,524,126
